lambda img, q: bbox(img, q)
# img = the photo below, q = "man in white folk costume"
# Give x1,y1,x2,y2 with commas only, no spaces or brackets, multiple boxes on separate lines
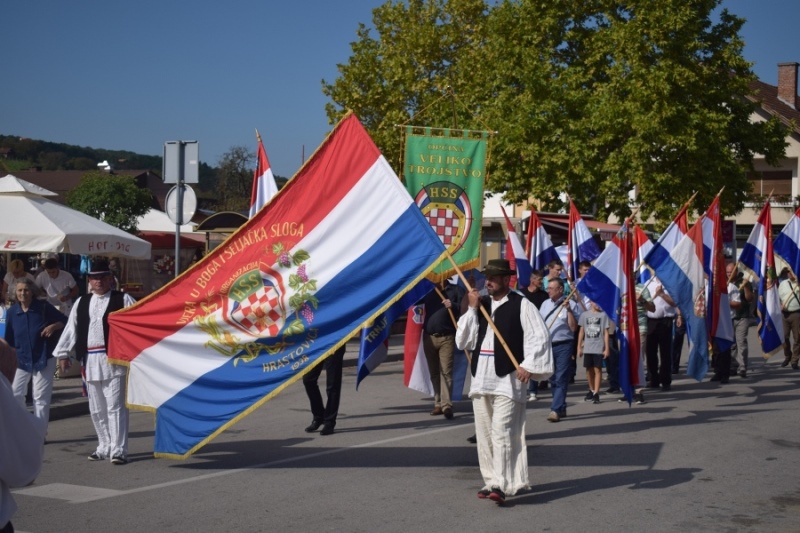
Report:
456,259,553,504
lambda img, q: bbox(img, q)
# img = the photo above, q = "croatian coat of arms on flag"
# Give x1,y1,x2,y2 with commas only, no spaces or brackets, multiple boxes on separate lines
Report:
224,265,287,338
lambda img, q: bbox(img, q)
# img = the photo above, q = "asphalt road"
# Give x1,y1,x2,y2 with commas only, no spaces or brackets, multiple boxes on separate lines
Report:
11,351,800,533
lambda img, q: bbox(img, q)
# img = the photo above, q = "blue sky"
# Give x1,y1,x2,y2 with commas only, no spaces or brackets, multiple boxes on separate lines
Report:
2,0,797,179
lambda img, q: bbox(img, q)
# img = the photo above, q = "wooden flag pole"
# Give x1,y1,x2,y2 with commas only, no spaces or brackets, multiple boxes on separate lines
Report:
433,285,459,330
445,251,519,370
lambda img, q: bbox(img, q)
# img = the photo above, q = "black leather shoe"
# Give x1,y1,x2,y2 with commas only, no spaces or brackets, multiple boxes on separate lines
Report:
710,374,721,382
467,434,477,444
320,424,335,436
305,420,322,433
781,358,790,368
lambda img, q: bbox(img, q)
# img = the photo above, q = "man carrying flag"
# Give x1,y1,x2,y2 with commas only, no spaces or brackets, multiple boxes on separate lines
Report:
456,260,552,504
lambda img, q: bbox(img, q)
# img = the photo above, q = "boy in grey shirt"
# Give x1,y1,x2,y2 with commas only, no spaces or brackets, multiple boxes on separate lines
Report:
577,301,610,404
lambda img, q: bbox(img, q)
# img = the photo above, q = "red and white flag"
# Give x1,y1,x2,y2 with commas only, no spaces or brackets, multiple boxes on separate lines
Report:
249,130,279,219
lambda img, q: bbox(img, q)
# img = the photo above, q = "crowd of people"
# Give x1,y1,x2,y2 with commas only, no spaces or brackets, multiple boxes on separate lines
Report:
3,251,799,528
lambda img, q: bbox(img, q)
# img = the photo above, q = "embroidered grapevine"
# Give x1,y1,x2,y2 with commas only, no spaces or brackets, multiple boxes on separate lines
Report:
273,242,317,336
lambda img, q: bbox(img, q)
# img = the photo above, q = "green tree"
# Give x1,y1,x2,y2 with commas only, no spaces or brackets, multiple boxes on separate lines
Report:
322,0,489,170
323,0,789,225
215,145,254,212
66,172,152,234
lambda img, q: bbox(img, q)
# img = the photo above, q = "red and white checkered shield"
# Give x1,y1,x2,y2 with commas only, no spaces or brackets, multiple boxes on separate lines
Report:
224,265,287,338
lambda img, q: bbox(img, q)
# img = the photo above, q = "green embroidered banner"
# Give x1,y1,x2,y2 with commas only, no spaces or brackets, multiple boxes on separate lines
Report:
404,127,488,277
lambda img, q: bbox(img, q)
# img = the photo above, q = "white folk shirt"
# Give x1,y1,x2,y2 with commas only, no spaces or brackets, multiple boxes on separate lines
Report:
54,291,136,382
35,269,77,315
456,294,552,403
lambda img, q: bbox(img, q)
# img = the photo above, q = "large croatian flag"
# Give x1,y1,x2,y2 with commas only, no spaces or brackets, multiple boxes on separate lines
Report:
774,207,800,276
576,220,640,402
738,201,784,356
567,199,601,280
108,114,448,458
248,130,279,219
655,220,709,381
525,210,559,271
501,205,530,288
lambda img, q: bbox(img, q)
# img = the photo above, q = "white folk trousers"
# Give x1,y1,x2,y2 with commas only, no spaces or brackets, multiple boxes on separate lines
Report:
472,393,530,495
87,374,129,459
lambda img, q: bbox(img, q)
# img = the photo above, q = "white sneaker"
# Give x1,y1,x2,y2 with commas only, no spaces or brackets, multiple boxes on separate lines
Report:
527,393,537,401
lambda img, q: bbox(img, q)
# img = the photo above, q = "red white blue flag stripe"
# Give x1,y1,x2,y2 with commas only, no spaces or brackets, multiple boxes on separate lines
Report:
108,114,448,458
655,220,709,381
701,196,733,352
738,201,784,356
567,199,601,280
774,207,800,276
633,225,653,284
525,210,559,271
643,203,689,273
576,220,640,402
501,205,530,288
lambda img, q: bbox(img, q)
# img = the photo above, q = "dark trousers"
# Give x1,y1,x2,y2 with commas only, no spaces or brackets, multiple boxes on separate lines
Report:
713,348,732,380
303,345,346,427
646,317,674,387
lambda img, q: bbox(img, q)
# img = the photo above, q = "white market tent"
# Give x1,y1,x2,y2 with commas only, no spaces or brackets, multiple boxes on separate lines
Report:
136,207,199,234
0,174,151,259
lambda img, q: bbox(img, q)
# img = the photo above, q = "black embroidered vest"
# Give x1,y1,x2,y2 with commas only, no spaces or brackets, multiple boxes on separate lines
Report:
470,291,525,377
74,291,125,363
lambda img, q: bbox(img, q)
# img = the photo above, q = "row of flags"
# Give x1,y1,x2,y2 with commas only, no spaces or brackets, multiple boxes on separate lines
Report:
504,194,796,403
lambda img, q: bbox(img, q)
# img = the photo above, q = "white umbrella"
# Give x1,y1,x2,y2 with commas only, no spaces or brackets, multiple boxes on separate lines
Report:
0,174,152,258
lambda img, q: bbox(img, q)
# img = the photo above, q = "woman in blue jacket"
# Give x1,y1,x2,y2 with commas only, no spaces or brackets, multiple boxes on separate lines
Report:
4,277,66,432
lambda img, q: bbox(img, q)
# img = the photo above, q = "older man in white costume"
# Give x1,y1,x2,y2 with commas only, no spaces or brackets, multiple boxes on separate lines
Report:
55,259,136,465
